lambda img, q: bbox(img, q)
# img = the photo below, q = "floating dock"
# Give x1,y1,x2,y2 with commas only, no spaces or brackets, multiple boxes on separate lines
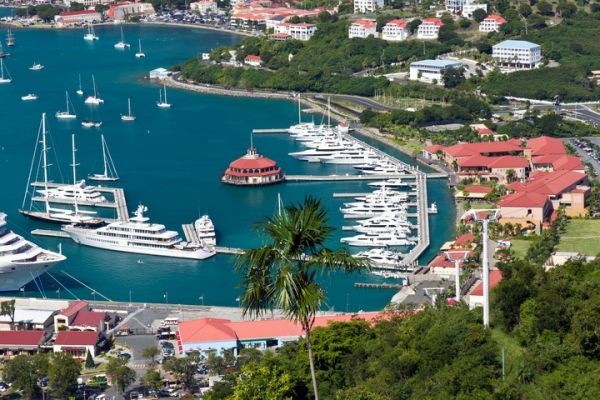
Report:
215,247,244,255
252,128,289,134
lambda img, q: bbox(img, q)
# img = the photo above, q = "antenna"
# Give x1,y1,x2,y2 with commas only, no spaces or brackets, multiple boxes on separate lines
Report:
250,131,254,149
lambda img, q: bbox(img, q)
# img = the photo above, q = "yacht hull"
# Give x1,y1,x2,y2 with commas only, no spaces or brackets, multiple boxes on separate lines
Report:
0,261,59,292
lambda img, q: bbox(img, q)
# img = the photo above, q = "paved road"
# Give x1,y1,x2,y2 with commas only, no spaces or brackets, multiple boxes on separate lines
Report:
527,104,600,126
315,93,394,112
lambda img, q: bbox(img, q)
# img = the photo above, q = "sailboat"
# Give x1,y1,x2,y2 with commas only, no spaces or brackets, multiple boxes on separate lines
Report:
76,74,84,96
114,27,130,49
84,23,99,41
88,135,119,182
156,84,171,109
0,58,11,83
29,62,44,71
81,105,102,128
20,115,102,224
56,91,77,119
121,98,136,121
84,75,104,105
0,41,8,58
6,30,14,47
135,39,145,58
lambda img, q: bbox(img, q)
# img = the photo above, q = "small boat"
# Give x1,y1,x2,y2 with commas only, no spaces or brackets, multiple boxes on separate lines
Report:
88,134,119,182
135,39,145,58
156,84,171,108
29,62,44,71
76,74,84,96
84,74,104,105
0,41,9,58
21,93,38,101
0,58,12,84
81,120,102,128
114,27,130,49
56,91,77,120
120,98,135,121
6,30,14,48
84,24,99,41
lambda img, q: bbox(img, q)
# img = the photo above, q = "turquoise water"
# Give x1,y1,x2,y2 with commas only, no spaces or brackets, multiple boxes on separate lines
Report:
0,20,455,310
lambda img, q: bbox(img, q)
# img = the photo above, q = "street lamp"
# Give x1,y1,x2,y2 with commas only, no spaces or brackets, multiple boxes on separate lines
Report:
20,287,25,297
236,297,241,308
129,289,132,307
91,291,96,302
56,288,61,299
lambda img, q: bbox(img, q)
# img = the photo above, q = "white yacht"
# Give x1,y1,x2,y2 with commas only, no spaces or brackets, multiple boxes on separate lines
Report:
0,212,66,291
121,98,135,121
341,202,408,219
368,178,412,188
88,135,119,182
29,62,44,71
0,58,12,84
135,39,146,58
353,248,405,268
62,205,216,260
84,24,99,41
362,165,406,175
289,141,360,162
21,93,38,101
319,149,379,165
340,231,416,247
84,75,104,105
194,215,216,246
81,121,102,128
56,91,77,120
38,180,106,203
114,27,130,49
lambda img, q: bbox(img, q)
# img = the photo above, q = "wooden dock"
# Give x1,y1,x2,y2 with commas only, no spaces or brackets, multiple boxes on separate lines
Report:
31,229,70,239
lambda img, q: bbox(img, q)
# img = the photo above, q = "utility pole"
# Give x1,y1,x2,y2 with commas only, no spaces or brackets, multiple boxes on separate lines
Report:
482,218,490,328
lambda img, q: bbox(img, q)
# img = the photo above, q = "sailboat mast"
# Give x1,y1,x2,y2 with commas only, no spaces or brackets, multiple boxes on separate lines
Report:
297,95,301,124
71,134,79,184
41,114,50,213
327,97,331,127
101,135,108,177
65,91,69,113
128,98,131,116
163,84,168,103
92,75,97,97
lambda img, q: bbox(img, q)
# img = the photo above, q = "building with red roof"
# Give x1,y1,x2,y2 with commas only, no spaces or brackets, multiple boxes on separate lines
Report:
479,15,507,32
525,136,566,158
455,184,493,200
0,330,46,358
429,250,471,276
457,155,530,184
417,18,443,39
244,54,263,67
422,144,445,161
54,300,90,332
222,147,284,186
54,10,101,26
532,154,584,173
177,312,384,355
71,311,107,333
453,232,475,248
53,331,100,358
468,269,503,309
498,192,552,233
382,19,409,42
349,19,377,39
275,22,317,41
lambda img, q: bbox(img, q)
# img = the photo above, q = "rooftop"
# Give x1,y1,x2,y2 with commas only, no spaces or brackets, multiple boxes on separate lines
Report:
444,140,522,158
0,330,45,347
493,39,540,50
411,59,463,69
0,308,55,325
54,331,99,346
58,10,99,16
498,192,549,208
471,269,503,296
484,15,507,24
422,18,443,26
526,136,566,156
515,170,587,196
385,19,407,28
59,300,89,318
228,147,278,170
72,311,105,327
352,19,377,29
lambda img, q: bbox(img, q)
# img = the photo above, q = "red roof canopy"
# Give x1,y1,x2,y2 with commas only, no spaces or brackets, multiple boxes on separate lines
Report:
0,330,44,346
465,185,493,194
59,301,89,318
59,10,98,16
498,192,549,208
471,270,503,296
386,19,407,28
55,331,99,346
422,18,443,26
72,311,105,327
526,136,566,156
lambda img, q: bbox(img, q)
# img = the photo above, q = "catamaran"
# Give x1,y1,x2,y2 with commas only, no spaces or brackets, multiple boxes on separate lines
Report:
84,23,99,41
0,58,12,84
114,27,130,49
88,135,119,182
157,84,171,108
56,91,77,120
84,74,104,105
135,39,145,58
29,62,44,71
76,74,84,96
120,98,135,121
6,30,14,48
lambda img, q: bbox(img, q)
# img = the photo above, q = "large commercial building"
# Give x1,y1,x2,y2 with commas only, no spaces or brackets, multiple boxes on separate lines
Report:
275,23,318,41
54,10,101,26
492,40,542,70
107,2,155,21
409,59,463,85
354,0,384,13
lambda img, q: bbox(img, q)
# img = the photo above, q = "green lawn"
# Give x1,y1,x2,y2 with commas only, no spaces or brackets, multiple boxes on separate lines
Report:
510,239,532,259
556,219,600,256
470,202,495,210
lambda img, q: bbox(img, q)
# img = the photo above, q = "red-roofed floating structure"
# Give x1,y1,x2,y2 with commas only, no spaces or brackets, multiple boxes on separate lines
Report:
222,147,284,186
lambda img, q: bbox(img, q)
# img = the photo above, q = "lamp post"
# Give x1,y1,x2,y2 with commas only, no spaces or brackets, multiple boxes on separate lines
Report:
91,291,96,302
56,288,61,299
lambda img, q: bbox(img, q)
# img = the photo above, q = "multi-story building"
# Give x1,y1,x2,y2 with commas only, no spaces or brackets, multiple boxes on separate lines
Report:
190,0,218,15
348,19,377,39
409,59,463,85
492,40,542,70
446,0,487,17
275,23,318,41
354,0,384,13
479,15,506,32
381,19,409,42
462,2,487,18
54,10,102,26
445,0,468,13
107,2,155,21
417,18,443,40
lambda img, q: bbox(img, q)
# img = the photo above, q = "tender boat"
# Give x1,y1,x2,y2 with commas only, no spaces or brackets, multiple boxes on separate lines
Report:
21,93,38,101
29,62,44,71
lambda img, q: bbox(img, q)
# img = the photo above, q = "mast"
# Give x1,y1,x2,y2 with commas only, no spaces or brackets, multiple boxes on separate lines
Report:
101,135,108,177
71,134,79,184
41,114,50,214
158,89,162,104
128,98,131,117
65,91,69,113
121,26,124,42
92,75,97,97
163,84,168,103
78,74,82,91
0,59,4,80
138,39,142,52
327,97,331,127
297,95,301,124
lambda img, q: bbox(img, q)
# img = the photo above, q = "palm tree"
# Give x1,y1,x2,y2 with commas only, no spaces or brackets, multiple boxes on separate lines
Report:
236,196,371,400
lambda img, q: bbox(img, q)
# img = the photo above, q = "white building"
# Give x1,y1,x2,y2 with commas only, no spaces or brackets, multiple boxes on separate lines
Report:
381,19,409,42
244,55,263,67
275,23,317,41
54,10,101,26
409,59,463,85
463,2,488,18
417,18,443,40
479,15,506,32
446,0,487,17
445,0,468,13
190,0,217,15
348,19,377,39
492,40,542,70
354,0,384,13
149,67,171,80
108,2,155,21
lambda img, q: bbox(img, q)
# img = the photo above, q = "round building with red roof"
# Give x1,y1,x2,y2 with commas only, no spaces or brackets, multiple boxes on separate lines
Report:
222,147,284,186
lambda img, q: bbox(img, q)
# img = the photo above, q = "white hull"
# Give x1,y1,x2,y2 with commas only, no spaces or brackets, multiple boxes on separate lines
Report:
135,52,145,58
64,228,216,260
85,96,104,105
121,115,135,121
157,102,171,109
114,42,130,49
0,78,12,84
0,261,57,292
56,113,76,120
76,90,84,96
22,94,37,101
84,35,98,41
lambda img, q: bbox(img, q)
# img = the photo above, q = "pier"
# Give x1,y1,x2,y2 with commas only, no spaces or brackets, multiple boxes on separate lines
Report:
252,128,289,134
354,282,405,290
401,173,430,265
215,246,245,255
285,174,410,182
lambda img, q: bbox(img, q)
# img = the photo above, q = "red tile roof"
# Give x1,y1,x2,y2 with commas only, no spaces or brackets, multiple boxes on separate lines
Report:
454,232,474,246
425,144,444,154
465,185,492,194
516,170,587,196
72,311,105,327
54,331,98,346
178,318,238,343
498,192,549,208
59,301,89,318
0,330,45,346
59,10,98,16
444,140,522,158
244,55,262,62
526,136,566,156
458,155,529,169
386,19,407,28
475,127,495,135
471,269,503,296
352,19,377,29
532,155,583,171
484,15,507,24
422,17,443,26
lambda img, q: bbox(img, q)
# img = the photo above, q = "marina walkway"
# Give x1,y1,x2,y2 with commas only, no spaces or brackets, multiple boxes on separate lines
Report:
285,174,410,182
402,173,430,265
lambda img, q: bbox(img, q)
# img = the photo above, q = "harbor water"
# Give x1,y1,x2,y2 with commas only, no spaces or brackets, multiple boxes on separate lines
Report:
0,19,455,310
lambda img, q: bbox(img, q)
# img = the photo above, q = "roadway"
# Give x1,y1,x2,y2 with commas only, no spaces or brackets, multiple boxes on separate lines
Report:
311,93,394,112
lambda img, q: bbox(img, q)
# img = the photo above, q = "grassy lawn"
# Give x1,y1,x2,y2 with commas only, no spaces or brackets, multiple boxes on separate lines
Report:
491,328,525,381
510,239,532,259
469,202,495,210
392,137,424,156
556,219,600,256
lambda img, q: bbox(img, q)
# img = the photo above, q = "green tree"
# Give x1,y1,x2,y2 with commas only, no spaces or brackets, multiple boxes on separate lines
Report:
520,3,533,17
442,67,465,88
70,2,85,11
106,357,136,394
472,8,488,23
537,0,553,15
458,18,472,29
164,355,199,391
142,346,160,367
231,363,293,400
85,349,95,369
0,299,16,329
95,4,109,13
141,369,163,391
236,196,370,400
556,2,577,17
407,19,421,34
48,353,81,399
3,354,48,400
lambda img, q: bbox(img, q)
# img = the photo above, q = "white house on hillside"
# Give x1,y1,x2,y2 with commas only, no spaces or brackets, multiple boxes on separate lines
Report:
409,59,463,85
354,0,384,13
417,18,443,40
348,19,377,39
479,15,506,32
492,40,542,70
276,23,317,41
382,19,409,42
